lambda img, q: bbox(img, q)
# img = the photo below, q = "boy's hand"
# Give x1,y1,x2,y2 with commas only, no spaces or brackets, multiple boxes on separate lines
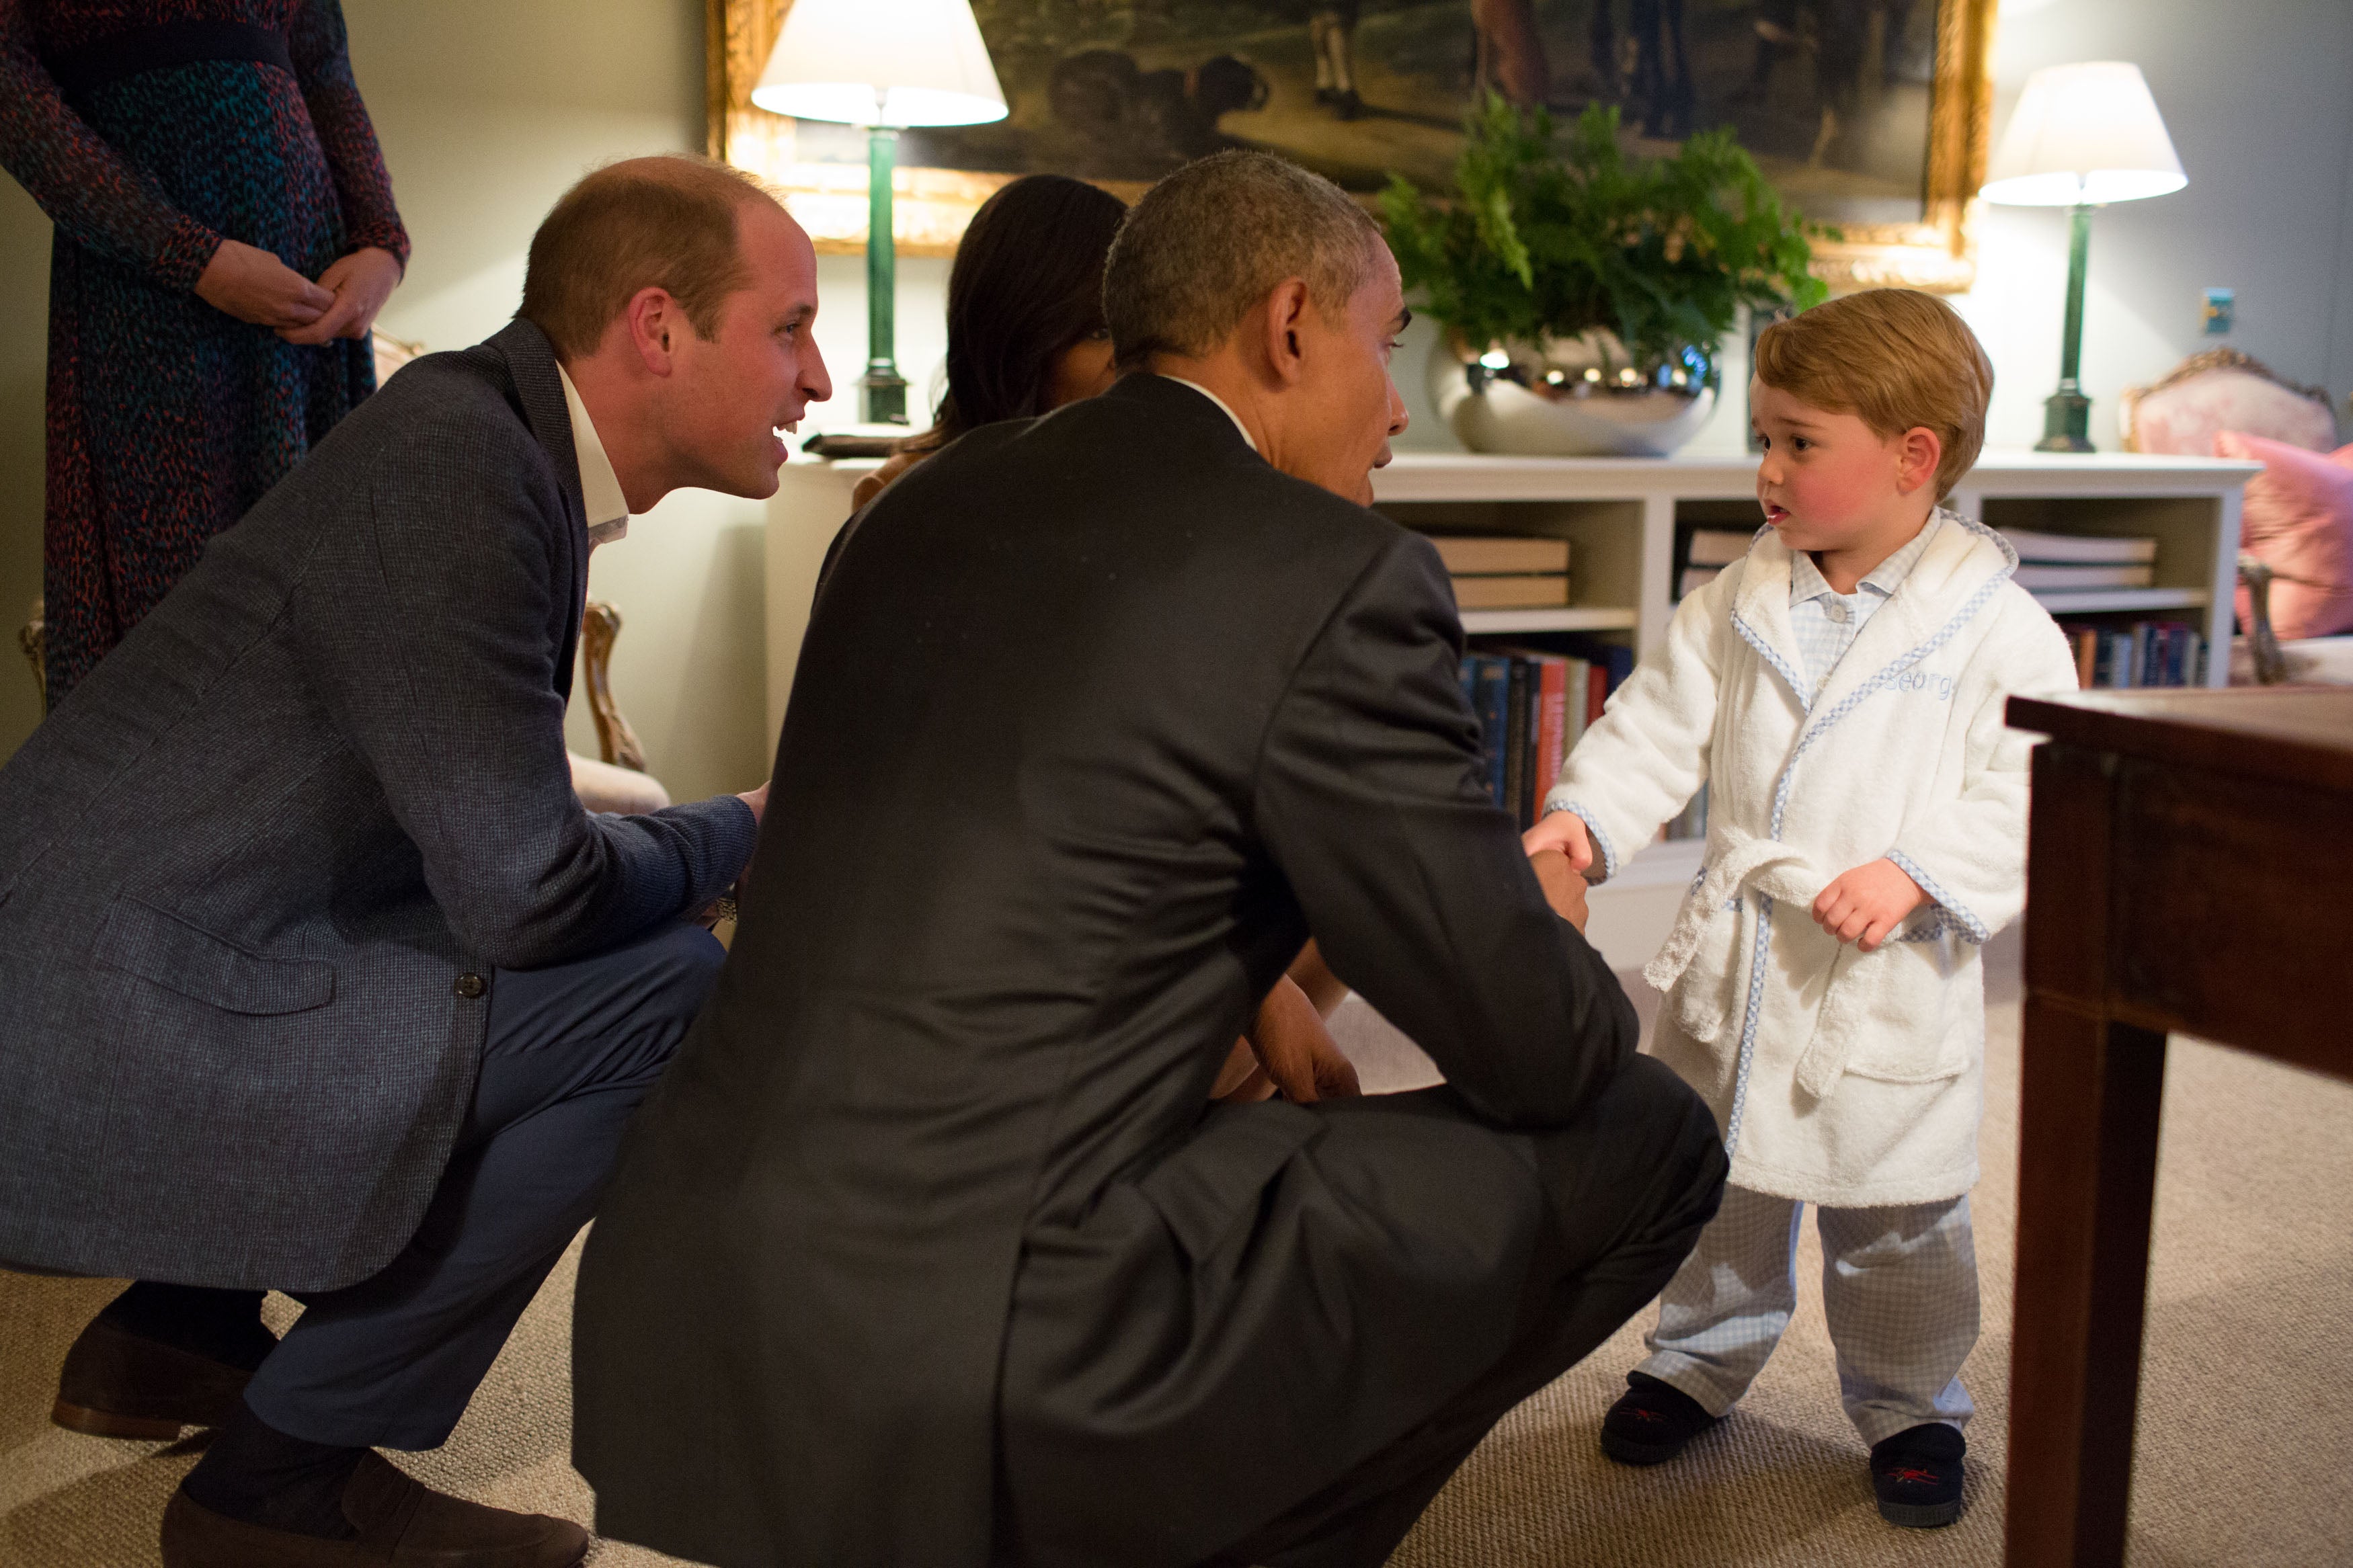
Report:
1812,858,1928,952
1529,848,1591,933
1523,809,1593,874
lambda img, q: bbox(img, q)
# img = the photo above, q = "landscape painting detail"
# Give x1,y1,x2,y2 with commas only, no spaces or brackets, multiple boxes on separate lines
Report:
892,1,1949,231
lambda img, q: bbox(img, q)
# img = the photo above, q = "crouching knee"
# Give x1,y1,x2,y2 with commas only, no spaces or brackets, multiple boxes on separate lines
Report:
1537,1054,1727,1261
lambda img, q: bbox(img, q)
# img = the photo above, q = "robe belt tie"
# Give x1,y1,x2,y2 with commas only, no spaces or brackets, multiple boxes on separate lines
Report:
1644,825,1910,1100
1642,825,1831,999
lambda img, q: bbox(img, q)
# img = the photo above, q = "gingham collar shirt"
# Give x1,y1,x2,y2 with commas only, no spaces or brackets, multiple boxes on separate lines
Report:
1786,515,1940,701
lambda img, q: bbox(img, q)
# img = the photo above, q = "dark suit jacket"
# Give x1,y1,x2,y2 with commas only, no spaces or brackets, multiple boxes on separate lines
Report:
572,376,1636,1567
0,319,756,1292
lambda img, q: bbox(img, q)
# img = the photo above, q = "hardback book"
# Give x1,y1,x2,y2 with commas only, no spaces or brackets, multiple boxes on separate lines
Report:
1427,534,1572,575
2013,563,2157,590
1469,655,1512,809
1492,649,1574,825
1503,657,1531,828
1453,573,1572,610
1685,528,1757,567
1997,528,2158,565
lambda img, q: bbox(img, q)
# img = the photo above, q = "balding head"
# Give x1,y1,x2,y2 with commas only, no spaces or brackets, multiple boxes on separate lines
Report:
1104,151,1406,505
1104,150,1383,372
522,155,789,360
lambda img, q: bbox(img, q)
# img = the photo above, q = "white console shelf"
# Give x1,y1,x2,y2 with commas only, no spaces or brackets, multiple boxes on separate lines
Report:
766,447,2259,967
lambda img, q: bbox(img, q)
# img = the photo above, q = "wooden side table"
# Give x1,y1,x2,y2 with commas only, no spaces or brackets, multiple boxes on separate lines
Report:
2003,687,2353,1565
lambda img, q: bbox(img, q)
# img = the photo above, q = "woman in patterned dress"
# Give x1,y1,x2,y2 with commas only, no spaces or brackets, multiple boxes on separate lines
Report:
0,0,407,703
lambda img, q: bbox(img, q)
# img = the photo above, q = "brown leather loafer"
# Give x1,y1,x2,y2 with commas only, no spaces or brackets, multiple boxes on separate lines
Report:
53,1319,257,1440
160,1452,590,1567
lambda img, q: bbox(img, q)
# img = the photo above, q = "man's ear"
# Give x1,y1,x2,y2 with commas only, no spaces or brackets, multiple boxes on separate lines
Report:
625,286,683,376
1259,278,1313,387
1897,425,1943,496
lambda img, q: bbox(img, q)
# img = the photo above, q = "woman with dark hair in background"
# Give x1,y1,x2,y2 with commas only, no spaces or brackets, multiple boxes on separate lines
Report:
852,173,1125,508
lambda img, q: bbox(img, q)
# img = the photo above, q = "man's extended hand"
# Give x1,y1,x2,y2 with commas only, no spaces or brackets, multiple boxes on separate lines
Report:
1523,809,1594,874
1214,975,1359,1104
1812,857,1928,952
1529,847,1590,934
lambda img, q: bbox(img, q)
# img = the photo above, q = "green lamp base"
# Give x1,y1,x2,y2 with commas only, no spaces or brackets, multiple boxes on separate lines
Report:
2036,386,2095,453
861,365,908,426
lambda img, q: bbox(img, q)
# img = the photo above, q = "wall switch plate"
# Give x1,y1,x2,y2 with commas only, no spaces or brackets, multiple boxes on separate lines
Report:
2202,287,2235,335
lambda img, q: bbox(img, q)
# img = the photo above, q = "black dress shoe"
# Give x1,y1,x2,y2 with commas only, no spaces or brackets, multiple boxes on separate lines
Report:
54,1319,261,1440
161,1452,590,1567
1870,1421,1966,1528
1599,1370,1720,1465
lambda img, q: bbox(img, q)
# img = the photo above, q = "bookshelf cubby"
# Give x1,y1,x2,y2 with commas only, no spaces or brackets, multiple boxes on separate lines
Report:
767,447,2260,971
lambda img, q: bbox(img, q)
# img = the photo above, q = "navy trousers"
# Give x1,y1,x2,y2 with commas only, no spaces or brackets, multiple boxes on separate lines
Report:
241,920,725,1449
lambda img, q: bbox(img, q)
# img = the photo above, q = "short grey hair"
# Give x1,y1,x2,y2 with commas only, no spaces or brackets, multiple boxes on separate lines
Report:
1104,150,1382,372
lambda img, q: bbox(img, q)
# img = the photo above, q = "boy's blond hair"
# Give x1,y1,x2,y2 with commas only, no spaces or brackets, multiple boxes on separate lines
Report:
1753,288,1992,499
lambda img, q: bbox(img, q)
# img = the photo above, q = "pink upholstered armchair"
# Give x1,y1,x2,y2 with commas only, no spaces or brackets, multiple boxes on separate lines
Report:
2121,348,2353,684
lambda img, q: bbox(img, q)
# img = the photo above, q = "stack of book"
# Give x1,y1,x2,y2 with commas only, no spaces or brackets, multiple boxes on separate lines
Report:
1458,637,1634,828
1678,526,1756,600
2057,620,2208,688
1999,528,2159,590
1429,534,1572,610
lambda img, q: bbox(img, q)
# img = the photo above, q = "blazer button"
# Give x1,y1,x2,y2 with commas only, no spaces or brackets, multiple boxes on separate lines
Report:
454,973,487,999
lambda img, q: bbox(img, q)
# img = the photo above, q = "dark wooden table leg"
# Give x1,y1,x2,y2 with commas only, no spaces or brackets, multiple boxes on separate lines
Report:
2005,999,2167,1567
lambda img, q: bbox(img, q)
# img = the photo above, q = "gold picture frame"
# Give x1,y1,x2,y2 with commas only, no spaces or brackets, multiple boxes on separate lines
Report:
709,0,1997,289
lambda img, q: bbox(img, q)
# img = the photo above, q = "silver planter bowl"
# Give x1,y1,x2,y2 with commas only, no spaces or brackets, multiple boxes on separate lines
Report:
1429,330,1718,458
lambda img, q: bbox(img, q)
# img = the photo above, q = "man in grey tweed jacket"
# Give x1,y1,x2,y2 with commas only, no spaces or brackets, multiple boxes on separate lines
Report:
0,157,830,1568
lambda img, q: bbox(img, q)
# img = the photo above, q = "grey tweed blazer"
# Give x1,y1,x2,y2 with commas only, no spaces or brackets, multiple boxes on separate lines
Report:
0,319,757,1292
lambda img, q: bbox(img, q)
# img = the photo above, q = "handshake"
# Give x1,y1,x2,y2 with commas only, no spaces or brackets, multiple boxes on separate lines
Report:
1521,809,1928,954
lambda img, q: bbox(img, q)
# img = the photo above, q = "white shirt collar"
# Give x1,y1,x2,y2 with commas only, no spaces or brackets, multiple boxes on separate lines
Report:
1162,376,1259,453
1789,513,1939,604
556,362,630,546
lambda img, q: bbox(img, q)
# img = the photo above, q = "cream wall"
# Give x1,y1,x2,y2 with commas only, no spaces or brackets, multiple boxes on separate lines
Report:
3,0,2350,780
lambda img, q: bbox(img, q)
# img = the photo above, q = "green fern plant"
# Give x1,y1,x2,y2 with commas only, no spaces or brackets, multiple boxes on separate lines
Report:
1380,96,1833,368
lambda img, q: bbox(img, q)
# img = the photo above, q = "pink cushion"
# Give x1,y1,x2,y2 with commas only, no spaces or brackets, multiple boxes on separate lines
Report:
2223,431,2353,641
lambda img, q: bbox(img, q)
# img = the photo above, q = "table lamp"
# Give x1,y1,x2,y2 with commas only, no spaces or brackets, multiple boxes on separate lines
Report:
752,0,1006,425
1980,61,2186,452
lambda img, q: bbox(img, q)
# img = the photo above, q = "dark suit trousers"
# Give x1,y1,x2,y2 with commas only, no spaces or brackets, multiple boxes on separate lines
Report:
241,920,725,1450
1195,1055,1727,1568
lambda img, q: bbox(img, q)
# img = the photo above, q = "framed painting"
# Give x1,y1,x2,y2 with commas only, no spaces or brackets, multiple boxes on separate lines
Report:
710,0,1997,289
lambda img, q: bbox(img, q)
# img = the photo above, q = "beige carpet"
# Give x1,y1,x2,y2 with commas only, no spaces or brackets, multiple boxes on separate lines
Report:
7,937,2352,1566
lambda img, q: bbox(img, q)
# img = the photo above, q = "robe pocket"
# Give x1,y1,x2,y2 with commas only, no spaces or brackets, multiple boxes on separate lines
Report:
1134,1101,1322,1267
91,897,335,1016
1809,935,1968,1087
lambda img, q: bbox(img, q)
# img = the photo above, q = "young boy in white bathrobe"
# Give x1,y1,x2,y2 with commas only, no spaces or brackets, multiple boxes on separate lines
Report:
1524,290,2079,1528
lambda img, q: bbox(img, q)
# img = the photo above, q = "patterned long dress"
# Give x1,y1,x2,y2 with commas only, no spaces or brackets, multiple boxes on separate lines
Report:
0,0,407,701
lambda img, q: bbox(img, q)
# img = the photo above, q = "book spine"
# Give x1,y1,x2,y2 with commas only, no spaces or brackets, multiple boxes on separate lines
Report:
1563,659,1590,748
1471,655,1511,809
1503,657,1531,829
1533,657,1567,822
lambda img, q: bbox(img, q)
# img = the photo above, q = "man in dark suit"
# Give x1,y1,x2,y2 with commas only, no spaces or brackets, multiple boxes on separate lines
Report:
573,150,1728,1568
0,155,831,1568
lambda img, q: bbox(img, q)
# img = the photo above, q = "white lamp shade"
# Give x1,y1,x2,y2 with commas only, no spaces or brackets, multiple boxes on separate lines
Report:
1980,61,2186,206
752,0,1007,128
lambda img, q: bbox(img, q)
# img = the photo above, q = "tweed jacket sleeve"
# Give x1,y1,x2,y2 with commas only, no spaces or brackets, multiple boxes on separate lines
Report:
1251,533,1638,1128
298,405,756,970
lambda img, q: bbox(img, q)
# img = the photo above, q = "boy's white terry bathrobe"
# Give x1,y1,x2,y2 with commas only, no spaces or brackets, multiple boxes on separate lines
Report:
1546,509,2078,1442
